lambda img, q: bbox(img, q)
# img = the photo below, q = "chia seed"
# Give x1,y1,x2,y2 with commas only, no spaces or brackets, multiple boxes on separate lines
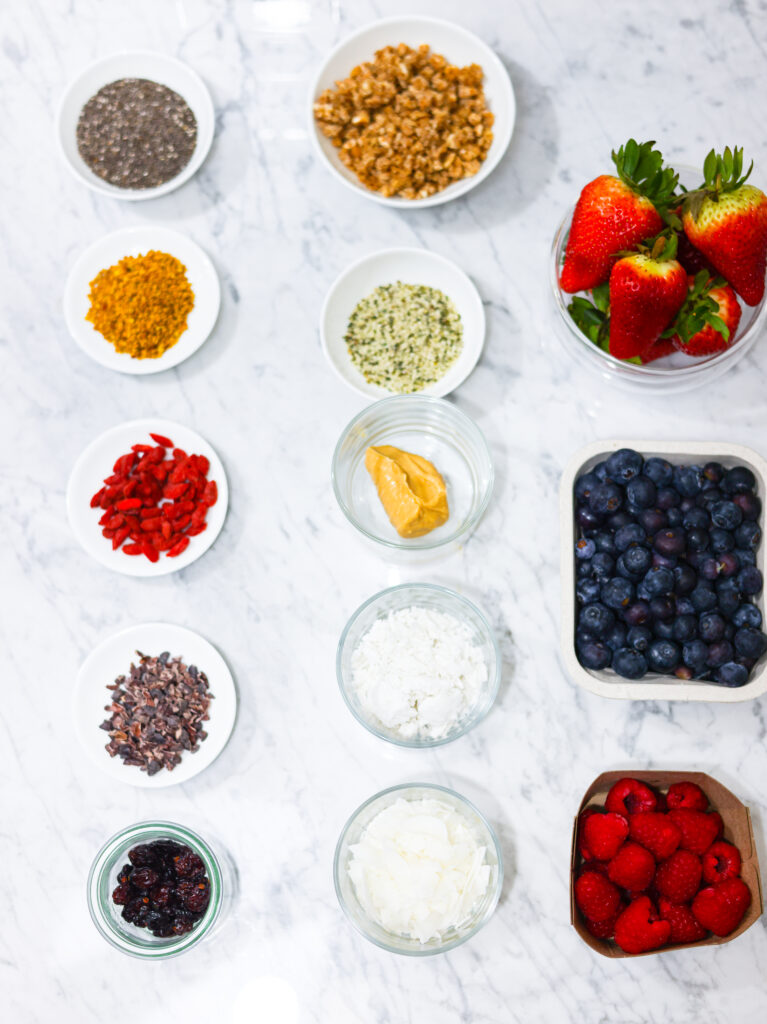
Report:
76,77,198,189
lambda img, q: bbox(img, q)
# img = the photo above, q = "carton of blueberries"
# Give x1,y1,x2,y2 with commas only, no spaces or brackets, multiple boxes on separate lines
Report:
560,440,767,701
570,770,763,957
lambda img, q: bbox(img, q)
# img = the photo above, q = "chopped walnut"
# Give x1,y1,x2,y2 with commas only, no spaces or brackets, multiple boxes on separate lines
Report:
313,43,494,200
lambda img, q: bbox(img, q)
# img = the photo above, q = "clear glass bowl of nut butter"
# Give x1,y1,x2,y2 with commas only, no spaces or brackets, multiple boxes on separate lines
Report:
331,395,494,557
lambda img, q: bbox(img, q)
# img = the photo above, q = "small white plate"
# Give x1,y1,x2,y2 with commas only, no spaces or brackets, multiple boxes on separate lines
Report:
74,623,237,788
64,226,220,375
309,16,515,208
57,50,215,200
67,418,228,577
321,247,485,398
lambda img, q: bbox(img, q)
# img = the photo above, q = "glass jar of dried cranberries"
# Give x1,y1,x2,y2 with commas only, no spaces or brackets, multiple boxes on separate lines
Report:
87,821,233,958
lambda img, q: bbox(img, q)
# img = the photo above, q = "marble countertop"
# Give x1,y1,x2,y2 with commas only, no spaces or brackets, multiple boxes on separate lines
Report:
3,1,767,1021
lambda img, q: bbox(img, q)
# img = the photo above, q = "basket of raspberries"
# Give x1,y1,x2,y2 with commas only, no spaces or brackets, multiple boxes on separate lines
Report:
572,772,762,956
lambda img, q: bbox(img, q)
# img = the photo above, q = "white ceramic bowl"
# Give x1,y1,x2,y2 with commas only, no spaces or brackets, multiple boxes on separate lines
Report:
64,226,220,374
560,439,767,702
57,51,215,200
74,622,237,788
309,16,515,208
67,418,228,577
321,247,485,398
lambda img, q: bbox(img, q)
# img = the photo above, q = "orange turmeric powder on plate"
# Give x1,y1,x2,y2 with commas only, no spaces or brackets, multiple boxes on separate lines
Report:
86,250,195,359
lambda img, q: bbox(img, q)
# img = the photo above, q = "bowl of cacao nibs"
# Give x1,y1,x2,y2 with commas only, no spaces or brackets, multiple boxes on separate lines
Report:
74,623,237,787
87,822,225,958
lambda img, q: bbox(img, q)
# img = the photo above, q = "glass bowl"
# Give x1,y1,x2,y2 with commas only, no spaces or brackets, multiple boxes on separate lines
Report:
549,167,767,394
337,583,500,746
87,821,229,958
331,395,493,555
333,783,503,955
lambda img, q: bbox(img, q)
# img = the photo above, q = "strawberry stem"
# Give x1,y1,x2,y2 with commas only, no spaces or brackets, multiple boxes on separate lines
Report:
611,140,679,212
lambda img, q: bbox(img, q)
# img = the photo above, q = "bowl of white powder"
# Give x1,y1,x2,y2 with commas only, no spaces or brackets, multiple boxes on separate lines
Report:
334,782,503,955
337,583,500,747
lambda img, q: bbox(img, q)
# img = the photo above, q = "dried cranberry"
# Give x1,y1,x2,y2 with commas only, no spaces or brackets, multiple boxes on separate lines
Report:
112,883,130,905
122,898,150,927
131,867,159,890
150,883,173,908
171,912,196,935
128,843,158,867
174,850,204,878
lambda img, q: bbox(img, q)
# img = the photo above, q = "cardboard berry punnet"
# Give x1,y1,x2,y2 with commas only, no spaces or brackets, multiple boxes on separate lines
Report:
570,770,763,957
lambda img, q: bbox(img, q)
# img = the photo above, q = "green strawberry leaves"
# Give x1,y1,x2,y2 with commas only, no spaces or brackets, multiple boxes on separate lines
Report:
663,270,731,346
686,147,753,222
612,140,679,211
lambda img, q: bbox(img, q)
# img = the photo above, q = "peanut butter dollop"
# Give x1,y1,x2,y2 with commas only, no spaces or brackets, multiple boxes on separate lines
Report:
365,445,449,538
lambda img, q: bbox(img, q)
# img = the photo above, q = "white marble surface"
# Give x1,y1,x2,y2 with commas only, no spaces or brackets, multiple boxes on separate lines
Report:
3,1,767,1021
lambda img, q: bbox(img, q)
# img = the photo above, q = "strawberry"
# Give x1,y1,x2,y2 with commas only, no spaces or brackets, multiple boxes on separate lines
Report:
654,849,702,903
670,272,741,357
629,811,681,860
584,901,625,940
682,146,767,306
560,140,677,293
608,235,688,359
668,809,723,855
607,841,656,892
666,781,708,812
641,338,676,363
692,878,751,937
605,778,658,817
614,896,671,954
658,897,707,944
702,840,742,884
676,229,716,277
582,811,629,861
575,869,622,922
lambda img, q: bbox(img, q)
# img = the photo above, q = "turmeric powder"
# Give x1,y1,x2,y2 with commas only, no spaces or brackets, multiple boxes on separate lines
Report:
86,250,195,359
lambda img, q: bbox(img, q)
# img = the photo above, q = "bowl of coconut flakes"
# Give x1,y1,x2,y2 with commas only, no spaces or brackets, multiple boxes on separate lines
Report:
337,582,500,747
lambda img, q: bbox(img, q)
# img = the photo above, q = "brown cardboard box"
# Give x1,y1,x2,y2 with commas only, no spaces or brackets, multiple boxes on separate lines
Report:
570,771,763,957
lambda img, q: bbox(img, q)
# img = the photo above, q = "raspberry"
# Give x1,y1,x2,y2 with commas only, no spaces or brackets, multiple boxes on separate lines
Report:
574,870,622,923
655,849,702,904
614,896,671,954
668,809,723,855
607,841,656,891
658,897,707,944
692,878,751,937
666,781,709,812
702,841,742,884
628,811,682,860
605,778,658,817
581,811,629,861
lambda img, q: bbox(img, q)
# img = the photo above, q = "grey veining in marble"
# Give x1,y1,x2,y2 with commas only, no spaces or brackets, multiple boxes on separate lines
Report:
2,0,767,1021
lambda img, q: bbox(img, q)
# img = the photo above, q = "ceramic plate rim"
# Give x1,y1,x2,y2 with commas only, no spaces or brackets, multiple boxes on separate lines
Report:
74,622,237,788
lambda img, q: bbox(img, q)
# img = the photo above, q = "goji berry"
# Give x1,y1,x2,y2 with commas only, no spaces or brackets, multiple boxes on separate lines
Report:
102,527,115,539
140,506,161,518
175,514,192,531
116,498,142,511
141,518,162,531
106,515,125,530
187,523,207,537
141,542,160,563
122,543,144,555
112,526,131,550
172,448,188,461
195,455,210,476
149,432,173,448
203,481,218,506
168,536,190,557
161,520,172,540
131,443,152,453
90,488,105,508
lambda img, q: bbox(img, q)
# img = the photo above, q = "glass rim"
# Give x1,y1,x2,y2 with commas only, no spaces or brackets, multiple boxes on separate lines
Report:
87,820,223,959
330,394,494,551
333,781,504,956
336,582,501,747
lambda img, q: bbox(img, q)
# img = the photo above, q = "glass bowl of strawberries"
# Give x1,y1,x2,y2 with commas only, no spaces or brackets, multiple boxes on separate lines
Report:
550,143,767,393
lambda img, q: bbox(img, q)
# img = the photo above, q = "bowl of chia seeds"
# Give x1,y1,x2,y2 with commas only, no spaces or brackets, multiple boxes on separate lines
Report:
321,248,486,399
57,51,215,200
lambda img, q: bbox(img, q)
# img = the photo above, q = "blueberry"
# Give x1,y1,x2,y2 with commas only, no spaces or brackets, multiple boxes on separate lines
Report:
639,508,669,533
601,577,634,610
617,546,652,579
626,476,657,509
623,601,651,626
576,577,602,605
605,622,628,651
724,622,736,641
593,530,617,555
674,464,704,496
735,548,757,567
589,482,623,516
636,580,653,601
650,595,675,620
612,647,648,679
673,564,697,595
606,448,643,482
578,603,615,638
644,457,674,486
607,511,634,531
656,487,681,510
575,472,600,503
723,466,756,494
699,612,726,642
710,528,735,554
575,537,596,560
647,639,681,673
683,639,709,675
652,552,678,571
737,566,763,595
591,552,615,580
715,662,750,687
643,566,674,597
717,580,742,619
698,488,724,509
707,640,735,667
733,491,761,521
627,625,652,652
593,461,611,482
653,618,676,640
664,507,683,528
735,521,761,550
702,462,725,487
710,500,743,531
733,604,762,629
576,639,612,670
676,597,696,616
654,527,687,557
690,582,718,613
683,507,710,530
615,523,647,552
680,496,698,513
698,556,721,581
576,505,602,532
672,614,698,643
686,528,710,552
717,553,740,578
734,627,767,659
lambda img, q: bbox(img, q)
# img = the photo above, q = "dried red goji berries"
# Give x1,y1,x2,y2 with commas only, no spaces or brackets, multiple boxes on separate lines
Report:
90,433,218,562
